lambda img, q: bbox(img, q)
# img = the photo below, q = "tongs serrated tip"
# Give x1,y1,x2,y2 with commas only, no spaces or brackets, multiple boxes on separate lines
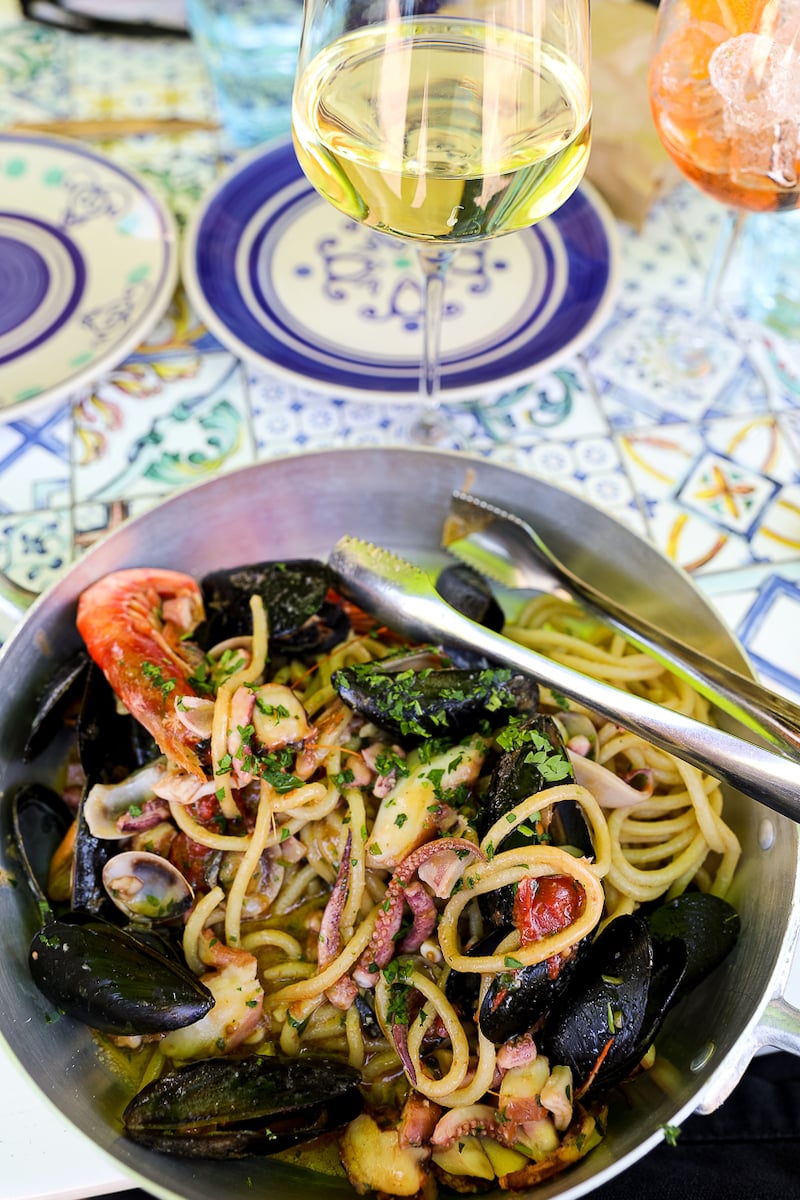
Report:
442,489,557,593
324,529,800,823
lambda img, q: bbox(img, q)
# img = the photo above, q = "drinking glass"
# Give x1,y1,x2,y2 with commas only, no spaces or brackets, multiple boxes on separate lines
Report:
291,0,591,442
642,0,799,386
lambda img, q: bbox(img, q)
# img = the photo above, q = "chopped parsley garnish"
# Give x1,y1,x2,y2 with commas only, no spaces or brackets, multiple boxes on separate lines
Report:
142,661,177,697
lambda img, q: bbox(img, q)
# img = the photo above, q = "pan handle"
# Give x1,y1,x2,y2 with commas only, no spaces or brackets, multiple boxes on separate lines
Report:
693,994,800,1115
752,996,800,1055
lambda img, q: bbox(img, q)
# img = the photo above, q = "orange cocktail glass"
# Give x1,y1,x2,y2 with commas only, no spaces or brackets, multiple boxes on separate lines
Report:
649,0,799,213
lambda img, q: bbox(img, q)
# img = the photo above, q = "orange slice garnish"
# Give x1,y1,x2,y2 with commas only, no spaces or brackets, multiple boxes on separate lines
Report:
685,0,776,35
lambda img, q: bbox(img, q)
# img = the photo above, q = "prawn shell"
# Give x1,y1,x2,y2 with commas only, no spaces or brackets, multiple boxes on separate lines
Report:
29,912,214,1035
76,568,206,779
123,1055,364,1158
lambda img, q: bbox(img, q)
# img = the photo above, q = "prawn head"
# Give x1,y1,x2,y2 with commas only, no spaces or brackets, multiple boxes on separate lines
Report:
77,568,207,778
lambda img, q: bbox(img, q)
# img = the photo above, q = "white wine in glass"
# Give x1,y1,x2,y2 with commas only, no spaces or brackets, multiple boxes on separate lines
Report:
291,0,591,442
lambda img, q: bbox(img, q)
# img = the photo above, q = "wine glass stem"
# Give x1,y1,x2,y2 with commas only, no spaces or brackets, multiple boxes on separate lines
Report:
697,208,748,321
665,208,749,380
413,244,456,442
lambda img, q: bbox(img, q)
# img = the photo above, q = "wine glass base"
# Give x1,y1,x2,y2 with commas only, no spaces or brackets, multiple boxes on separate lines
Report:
409,408,454,445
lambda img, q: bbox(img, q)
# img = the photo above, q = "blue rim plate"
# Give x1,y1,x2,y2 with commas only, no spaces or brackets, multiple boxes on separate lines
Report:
183,137,619,403
0,133,179,421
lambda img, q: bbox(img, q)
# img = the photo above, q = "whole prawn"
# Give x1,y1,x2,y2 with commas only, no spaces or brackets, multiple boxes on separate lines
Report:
77,567,208,778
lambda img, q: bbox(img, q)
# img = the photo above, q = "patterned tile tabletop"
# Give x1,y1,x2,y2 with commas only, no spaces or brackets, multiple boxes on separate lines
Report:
1,1,800,1197
2,6,800,692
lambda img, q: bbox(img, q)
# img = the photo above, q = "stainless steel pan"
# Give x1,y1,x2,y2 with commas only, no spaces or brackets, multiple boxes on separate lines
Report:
1,447,798,1200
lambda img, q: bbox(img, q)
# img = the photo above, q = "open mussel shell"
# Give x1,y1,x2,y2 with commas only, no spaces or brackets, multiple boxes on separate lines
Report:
332,659,538,744
123,1055,364,1159
11,783,73,911
77,661,159,783
22,650,90,763
29,912,214,1036
200,558,349,655
74,664,162,913
435,563,505,635
647,891,741,996
102,850,194,923
542,913,688,1097
479,935,592,1045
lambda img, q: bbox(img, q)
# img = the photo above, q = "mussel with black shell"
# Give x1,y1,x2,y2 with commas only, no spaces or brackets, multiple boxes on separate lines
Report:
122,1054,364,1159
199,558,350,656
471,714,598,1044
13,781,214,1036
13,658,214,1037
331,651,539,745
541,892,741,1097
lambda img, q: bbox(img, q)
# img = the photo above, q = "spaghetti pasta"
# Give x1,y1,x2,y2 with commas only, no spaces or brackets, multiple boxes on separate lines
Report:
53,559,743,1197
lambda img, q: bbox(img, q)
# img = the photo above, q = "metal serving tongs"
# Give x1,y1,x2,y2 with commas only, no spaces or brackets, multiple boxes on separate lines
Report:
328,534,800,826
443,489,800,759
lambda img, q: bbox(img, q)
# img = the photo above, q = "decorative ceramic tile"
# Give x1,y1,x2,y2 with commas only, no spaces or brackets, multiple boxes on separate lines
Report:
102,130,223,232
736,573,800,695
452,365,612,446
0,401,71,512
73,350,256,503
645,495,766,574
66,31,212,123
0,21,69,126
0,506,73,600
1,7,800,709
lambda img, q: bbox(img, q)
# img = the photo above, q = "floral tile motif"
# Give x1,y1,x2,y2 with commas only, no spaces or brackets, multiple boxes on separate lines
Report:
0,506,72,604
588,185,795,428
639,497,755,574
248,372,430,456
592,311,769,423
616,414,800,571
0,401,71,513
453,365,611,446
0,21,69,125
65,31,213,123
73,350,256,504
677,450,778,538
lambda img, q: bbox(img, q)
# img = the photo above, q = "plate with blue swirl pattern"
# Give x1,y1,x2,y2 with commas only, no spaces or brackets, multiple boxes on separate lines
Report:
0,133,178,420
183,136,619,402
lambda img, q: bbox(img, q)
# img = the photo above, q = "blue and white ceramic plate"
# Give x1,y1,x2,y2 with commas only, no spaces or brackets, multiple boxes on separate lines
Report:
183,137,619,402
0,134,178,419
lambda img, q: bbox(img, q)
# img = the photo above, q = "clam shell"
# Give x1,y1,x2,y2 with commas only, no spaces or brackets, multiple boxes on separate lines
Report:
102,849,193,922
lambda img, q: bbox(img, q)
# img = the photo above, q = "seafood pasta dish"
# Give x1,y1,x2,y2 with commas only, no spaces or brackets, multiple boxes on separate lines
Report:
15,556,741,1195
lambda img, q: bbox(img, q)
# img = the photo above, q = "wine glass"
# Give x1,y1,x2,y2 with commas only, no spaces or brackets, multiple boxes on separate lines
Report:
637,0,799,389
291,0,591,443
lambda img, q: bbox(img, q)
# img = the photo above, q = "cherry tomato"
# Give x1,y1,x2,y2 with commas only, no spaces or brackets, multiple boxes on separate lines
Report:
513,873,585,946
